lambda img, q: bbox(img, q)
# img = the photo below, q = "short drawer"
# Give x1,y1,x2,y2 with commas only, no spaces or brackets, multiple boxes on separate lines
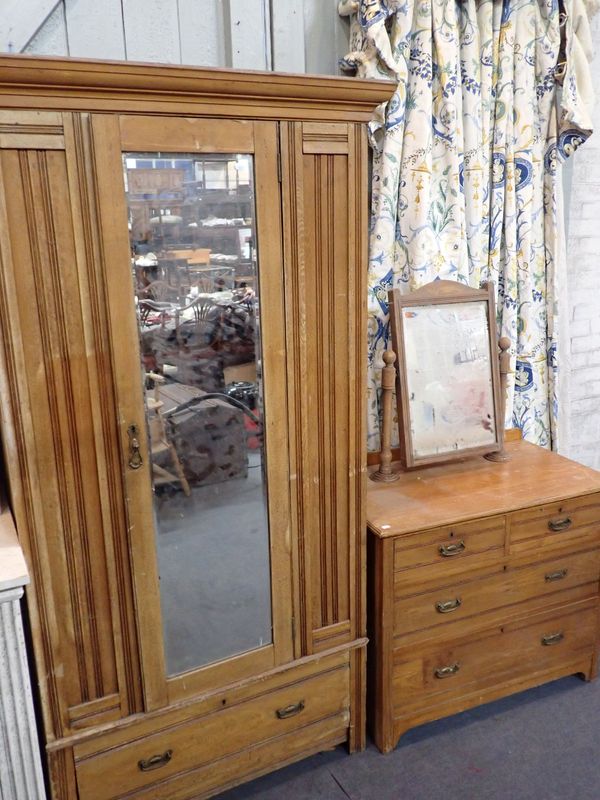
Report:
394,516,505,593
394,549,600,637
510,494,600,555
393,602,598,713
74,661,349,800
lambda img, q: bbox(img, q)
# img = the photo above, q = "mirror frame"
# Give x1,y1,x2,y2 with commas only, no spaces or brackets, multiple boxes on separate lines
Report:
388,280,502,469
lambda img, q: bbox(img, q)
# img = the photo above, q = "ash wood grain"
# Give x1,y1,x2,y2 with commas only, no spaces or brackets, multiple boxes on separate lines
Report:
388,280,502,469
393,549,600,638
105,718,348,800
393,600,598,714
0,147,64,740
0,55,393,122
0,129,127,738
75,665,349,800
48,747,78,800
90,112,168,712
280,119,312,658
119,115,255,153
104,115,294,707
251,120,294,668
368,440,600,538
67,648,354,757
510,494,600,555
68,694,122,730
282,121,365,651
0,63,376,796
393,515,505,593
392,654,595,749
367,443,600,753
64,111,142,719
366,426,523,467
367,536,396,753
0,108,64,148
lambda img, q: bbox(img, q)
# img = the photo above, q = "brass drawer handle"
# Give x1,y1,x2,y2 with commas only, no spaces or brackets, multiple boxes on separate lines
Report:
276,700,305,719
138,750,173,772
436,597,462,614
128,424,143,470
545,568,568,582
435,663,460,679
541,632,564,646
548,517,572,533
439,540,465,557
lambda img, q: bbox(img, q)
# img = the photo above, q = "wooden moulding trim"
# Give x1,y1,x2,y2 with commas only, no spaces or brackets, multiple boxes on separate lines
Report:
68,694,122,729
45,637,368,753
0,56,395,113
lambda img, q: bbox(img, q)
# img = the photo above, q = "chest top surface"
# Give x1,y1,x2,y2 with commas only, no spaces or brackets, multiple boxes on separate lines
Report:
0,507,29,592
367,440,600,538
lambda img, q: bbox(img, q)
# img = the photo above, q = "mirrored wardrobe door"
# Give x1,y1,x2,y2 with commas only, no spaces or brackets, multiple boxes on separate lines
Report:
93,115,293,709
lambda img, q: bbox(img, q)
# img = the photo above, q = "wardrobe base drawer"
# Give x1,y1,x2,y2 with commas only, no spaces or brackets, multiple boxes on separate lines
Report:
108,715,348,800
74,655,350,800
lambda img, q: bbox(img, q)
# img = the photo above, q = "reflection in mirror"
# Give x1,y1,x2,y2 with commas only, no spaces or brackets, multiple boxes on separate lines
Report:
123,152,272,676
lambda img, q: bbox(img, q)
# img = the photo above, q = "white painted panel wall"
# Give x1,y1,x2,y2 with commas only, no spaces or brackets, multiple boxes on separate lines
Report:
226,0,271,70
565,16,600,468
271,0,305,72
10,0,348,76
304,0,350,75
0,0,59,53
178,0,226,68
122,0,181,64
23,2,69,56
65,0,125,60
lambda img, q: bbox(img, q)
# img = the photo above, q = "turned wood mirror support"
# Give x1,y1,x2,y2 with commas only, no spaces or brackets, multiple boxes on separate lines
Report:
370,350,401,483
483,336,512,463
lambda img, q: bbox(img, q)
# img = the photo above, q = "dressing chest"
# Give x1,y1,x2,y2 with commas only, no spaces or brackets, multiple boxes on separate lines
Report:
367,439,600,753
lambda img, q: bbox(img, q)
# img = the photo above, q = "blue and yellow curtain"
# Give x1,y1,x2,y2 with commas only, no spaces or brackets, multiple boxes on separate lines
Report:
339,0,596,451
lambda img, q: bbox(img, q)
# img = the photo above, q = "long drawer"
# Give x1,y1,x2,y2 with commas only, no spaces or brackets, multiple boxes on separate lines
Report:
74,655,350,800
394,548,600,637
510,494,600,555
393,601,598,714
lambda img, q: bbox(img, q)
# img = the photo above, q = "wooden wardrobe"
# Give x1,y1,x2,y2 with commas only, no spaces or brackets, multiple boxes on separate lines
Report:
0,57,391,799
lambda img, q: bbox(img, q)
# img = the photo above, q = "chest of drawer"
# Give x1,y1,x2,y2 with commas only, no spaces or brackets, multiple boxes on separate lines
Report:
393,601,598,714
394,548,600,638
393,516,505,592
74,658,350,800
510,494,600,555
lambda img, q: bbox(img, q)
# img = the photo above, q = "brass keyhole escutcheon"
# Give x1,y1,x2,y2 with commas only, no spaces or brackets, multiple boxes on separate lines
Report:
128,424,143,470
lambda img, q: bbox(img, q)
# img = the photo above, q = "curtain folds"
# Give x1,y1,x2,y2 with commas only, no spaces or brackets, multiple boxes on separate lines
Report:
340,0,596,451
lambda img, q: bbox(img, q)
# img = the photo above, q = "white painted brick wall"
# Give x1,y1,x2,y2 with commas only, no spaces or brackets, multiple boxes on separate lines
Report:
566,14,600,468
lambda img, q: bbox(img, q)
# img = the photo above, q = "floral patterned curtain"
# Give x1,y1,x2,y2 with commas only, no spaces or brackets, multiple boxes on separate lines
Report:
339,0,597,451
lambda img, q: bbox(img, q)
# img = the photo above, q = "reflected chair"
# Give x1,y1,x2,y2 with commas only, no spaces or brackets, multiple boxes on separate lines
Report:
140,279,179,302
138,299,176,329
174,296,220,347
146,372,191,497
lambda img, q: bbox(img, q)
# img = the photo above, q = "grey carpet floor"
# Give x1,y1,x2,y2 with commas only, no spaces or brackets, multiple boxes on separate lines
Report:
218,672,600,800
